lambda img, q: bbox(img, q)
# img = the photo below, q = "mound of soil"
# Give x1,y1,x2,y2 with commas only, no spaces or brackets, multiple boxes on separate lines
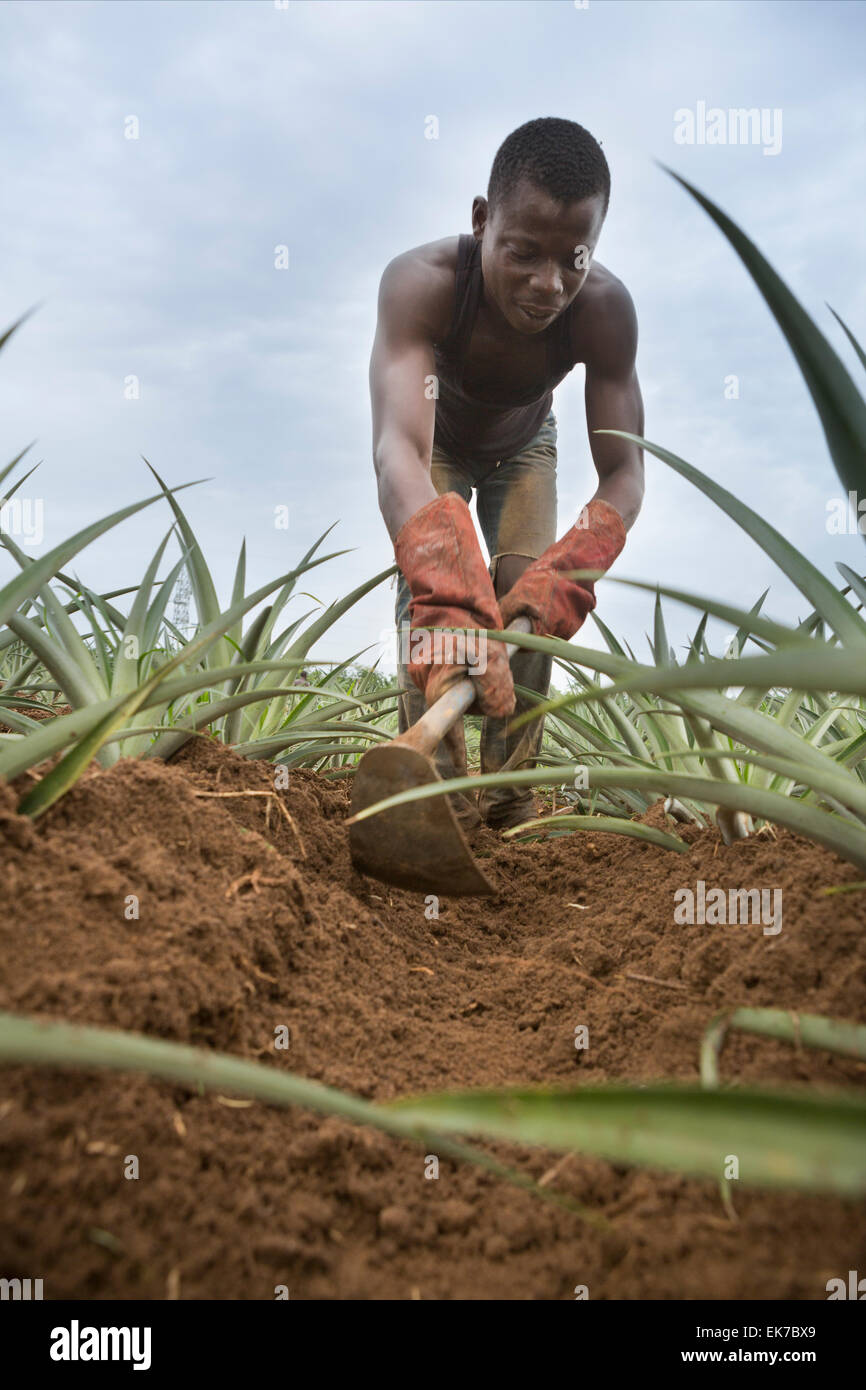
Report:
1,738,864,1300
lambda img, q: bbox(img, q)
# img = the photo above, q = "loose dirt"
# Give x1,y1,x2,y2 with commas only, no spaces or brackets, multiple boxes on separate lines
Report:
1,738,864,1299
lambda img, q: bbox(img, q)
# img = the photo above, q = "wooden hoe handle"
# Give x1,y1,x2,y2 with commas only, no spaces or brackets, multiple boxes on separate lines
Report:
396,616,533,759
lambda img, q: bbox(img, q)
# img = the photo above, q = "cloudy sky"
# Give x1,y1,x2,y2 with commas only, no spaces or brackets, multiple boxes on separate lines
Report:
1,0,864,670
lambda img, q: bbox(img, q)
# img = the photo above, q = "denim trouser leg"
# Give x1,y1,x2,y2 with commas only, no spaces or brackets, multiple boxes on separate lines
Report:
476,644,554,824
475,415,557,825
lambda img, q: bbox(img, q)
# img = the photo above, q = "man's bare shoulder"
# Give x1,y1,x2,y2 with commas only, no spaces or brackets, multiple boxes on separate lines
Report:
377,237,460,342
573,261,639,373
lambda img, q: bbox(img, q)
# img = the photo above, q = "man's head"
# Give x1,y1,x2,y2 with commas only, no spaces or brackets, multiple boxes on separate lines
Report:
472,117,610,335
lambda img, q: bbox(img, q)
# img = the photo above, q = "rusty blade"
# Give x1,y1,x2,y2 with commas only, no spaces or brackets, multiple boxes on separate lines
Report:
348,743,494,896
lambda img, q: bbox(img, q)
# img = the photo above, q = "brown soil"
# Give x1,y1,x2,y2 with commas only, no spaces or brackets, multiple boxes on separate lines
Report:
1,738,864,1300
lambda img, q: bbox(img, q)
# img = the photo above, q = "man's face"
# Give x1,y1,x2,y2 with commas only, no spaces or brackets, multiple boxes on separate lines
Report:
474,177,606,334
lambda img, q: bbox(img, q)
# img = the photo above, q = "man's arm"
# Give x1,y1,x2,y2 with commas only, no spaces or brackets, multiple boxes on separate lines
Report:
583,280,645,530
369,253,440,541
369,251,516,716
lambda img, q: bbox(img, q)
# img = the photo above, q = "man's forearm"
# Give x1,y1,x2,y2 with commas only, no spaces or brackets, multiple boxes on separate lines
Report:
375,448,438,542
588,460,644,531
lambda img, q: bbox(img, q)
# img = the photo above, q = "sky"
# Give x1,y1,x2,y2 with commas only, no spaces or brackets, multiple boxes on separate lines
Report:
1,0,864,673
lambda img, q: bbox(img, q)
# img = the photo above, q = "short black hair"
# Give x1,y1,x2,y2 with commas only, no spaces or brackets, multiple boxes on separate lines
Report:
488,117,610,216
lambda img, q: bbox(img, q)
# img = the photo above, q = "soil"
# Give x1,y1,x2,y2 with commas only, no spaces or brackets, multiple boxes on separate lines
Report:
0,737,864,1300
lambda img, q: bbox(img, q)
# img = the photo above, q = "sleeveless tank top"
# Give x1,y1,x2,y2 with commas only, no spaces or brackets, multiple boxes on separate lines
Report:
432,233,581,468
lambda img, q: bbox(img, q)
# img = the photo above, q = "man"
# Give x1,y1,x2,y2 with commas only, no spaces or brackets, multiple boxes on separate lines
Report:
369,116,644,831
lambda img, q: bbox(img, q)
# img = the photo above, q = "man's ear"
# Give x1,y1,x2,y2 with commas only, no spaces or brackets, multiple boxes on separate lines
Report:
471,195,489,238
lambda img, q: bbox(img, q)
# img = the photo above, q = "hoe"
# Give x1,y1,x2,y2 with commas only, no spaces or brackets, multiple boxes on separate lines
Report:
348,618,532,896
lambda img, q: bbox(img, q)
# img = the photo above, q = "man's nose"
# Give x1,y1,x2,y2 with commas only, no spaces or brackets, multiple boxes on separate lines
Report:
529,264,563,298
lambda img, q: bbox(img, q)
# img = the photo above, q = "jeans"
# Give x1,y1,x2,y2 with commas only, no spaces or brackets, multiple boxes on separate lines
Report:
394,409,557,825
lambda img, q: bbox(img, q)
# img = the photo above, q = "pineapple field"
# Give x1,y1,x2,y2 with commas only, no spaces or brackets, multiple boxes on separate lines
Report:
1,181,865,1302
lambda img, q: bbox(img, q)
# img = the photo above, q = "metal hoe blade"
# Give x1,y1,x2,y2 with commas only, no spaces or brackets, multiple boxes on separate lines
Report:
349,743,494,896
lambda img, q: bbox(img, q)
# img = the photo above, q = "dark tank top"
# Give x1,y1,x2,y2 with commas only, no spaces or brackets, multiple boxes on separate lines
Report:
432,233,581,468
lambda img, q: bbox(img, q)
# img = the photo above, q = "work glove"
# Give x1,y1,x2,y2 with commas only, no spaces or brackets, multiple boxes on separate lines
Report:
394,492,515,718
499,498,626,640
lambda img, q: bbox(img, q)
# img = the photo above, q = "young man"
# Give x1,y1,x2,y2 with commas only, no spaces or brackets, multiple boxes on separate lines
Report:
369,116,645,831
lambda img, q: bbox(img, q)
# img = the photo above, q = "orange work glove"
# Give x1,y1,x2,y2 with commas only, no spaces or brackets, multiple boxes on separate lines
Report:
394,492,515,718
499,498,626,640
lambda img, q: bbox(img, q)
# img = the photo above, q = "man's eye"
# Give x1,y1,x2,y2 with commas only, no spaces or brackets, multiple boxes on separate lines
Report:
510,249,583,273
